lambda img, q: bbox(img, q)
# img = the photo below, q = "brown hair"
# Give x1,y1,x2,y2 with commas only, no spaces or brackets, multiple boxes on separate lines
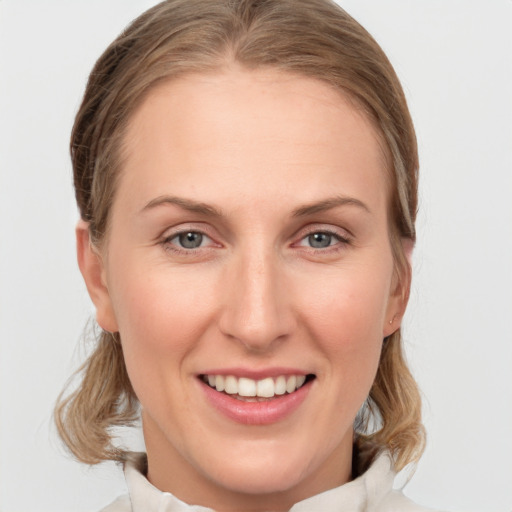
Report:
56,0,424,471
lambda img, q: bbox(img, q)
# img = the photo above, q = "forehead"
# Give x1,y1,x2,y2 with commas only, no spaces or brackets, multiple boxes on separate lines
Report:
117,67,389,216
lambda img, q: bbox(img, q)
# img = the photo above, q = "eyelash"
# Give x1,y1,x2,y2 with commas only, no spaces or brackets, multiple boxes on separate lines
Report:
161,230,217,255
295,228,352,252
160,227,352,255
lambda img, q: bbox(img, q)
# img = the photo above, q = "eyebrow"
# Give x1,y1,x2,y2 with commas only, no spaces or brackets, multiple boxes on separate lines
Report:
292,196,371,217
141,194,370,218
141,195,223,217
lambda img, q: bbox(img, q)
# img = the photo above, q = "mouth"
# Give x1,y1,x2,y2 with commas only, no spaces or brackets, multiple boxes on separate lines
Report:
199,373,316,402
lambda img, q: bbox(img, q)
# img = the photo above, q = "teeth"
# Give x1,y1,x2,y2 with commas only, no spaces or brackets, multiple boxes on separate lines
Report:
205,374,308,398
238,377,256,397
215,375,225,392
224,375,238,394
257,377,274,398
286,375,297,393
275,376,287,395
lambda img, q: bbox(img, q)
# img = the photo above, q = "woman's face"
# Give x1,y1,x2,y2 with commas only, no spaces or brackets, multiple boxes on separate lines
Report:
82,68,406,509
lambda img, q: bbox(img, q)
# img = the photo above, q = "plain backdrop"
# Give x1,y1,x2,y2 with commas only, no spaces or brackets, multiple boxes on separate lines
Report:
0,1,511,511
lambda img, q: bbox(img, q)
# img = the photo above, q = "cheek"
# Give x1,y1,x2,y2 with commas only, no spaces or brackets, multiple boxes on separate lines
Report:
296,262,391,381
301,261,391,332
111,262,211,341
108,265,216,396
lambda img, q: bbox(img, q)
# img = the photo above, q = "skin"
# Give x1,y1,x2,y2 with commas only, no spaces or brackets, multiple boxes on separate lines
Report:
78,67,409,512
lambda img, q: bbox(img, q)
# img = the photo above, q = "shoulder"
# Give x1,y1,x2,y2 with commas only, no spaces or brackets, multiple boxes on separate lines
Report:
377,489,441,512
360,451,442,512
98,494,131,512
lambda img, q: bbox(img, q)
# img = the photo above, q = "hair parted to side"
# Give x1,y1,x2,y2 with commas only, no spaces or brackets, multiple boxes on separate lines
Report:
56,0,424,471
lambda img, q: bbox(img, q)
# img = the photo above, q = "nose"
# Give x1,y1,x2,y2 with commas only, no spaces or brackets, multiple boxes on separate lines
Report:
218,246,295,353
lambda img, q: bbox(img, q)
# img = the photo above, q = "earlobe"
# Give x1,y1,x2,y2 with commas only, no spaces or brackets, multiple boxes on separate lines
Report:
383,311,402,338
76,220,119,333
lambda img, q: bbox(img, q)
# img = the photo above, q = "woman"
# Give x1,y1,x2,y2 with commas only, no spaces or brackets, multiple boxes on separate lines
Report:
56,0,434,510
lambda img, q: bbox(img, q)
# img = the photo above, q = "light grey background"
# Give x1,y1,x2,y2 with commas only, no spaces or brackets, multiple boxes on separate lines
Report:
1,1,511,511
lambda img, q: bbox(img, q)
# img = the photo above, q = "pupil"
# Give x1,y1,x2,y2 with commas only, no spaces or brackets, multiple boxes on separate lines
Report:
309,233,331,248
179,232,203,249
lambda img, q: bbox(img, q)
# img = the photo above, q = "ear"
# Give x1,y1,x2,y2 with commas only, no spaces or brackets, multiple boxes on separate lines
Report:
76,220,119,333
383,238,413,338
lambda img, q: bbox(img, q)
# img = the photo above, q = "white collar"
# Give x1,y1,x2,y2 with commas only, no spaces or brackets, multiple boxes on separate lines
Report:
124,452,396,512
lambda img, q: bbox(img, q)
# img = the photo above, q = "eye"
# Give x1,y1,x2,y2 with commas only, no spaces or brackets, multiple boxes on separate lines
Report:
167,231,212,250
298,231,345,249
305,232,337,248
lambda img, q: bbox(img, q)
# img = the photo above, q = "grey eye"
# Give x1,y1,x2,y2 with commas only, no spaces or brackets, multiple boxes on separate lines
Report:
308,233,334,248
178,232,204,249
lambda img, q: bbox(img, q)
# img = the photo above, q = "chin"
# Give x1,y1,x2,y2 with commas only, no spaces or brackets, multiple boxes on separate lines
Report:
210,459,308,496
197,434,343,498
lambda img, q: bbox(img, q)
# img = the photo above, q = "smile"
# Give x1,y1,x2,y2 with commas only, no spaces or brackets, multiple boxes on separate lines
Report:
199,372,314,425
201,374,311,401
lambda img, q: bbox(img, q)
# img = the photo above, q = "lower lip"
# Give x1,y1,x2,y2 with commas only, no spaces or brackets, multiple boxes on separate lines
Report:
200,379,312,425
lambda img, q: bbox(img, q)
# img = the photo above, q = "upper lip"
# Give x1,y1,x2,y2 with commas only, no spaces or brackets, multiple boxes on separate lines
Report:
198,367,311,380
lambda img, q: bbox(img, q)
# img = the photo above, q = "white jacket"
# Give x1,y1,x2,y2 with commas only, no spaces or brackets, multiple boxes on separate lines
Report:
100,452,437,512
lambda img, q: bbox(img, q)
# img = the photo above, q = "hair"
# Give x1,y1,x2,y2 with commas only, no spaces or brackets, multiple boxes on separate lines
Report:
55,0,424,472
